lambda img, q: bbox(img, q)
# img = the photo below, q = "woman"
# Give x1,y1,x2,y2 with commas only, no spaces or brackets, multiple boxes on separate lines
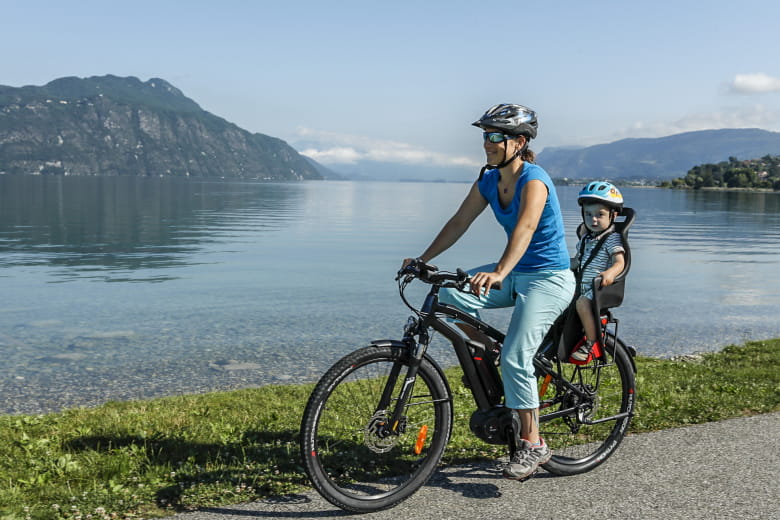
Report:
403,103,575,480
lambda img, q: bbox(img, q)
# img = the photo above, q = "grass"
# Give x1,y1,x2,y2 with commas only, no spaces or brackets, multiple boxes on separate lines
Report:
1,339,778,519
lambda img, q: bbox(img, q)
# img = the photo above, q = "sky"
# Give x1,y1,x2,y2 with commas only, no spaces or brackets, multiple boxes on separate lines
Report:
3,0,780,179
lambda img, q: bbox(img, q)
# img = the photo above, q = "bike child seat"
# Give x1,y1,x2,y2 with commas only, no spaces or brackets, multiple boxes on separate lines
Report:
582,206,635,313
556,207,636,360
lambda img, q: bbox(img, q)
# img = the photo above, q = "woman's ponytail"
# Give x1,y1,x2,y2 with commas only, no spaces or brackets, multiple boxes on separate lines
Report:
521,147,535,163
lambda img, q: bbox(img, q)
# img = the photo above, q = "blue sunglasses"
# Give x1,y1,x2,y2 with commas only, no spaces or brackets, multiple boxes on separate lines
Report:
482,132,516,143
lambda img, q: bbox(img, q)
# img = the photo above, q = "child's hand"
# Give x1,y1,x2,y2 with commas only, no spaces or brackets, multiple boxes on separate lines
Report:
599,252,625,287
599,272,616,287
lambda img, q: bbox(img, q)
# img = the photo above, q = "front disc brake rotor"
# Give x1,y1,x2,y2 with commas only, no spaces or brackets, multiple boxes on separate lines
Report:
364,411,406,453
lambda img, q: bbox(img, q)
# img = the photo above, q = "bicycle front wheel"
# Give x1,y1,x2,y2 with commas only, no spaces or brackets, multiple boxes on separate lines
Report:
300,345,453,513
539,334,636,475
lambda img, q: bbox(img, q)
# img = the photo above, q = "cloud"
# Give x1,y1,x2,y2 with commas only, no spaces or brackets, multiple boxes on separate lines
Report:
300,146,362,164
730,73,780,94
570,73,780,146
296,127,481,168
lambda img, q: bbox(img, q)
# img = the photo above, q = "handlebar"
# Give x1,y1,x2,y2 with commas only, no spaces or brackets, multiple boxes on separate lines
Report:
395,259,503,317
396,259,502,291
396,259,465,286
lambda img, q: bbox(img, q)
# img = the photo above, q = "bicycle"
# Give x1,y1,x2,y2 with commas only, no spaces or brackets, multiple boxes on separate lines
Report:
300,212,637,513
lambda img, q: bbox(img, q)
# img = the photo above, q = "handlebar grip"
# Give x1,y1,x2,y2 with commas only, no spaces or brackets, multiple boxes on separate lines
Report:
396,258,439,281
419,259,438,272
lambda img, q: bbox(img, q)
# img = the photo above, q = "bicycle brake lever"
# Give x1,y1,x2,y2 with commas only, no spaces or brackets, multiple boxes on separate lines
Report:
396,259,440,282
396,262,421,281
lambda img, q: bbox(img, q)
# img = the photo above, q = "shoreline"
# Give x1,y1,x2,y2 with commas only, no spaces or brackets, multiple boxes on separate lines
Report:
1,339,776,519
660,185,779,193
4,337,778,417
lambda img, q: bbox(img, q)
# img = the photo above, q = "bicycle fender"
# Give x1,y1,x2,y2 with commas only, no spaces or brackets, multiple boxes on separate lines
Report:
370,339,407,348
611,336,638,374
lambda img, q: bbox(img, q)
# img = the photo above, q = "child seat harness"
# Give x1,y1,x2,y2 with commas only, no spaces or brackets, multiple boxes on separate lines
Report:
572,225,615,298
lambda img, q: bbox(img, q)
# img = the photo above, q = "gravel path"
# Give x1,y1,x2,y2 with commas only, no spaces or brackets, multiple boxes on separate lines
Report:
172,412,779,520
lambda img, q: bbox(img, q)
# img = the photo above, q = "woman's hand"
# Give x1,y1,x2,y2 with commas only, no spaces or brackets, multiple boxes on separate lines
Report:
401,257,423,270
469,270,504,298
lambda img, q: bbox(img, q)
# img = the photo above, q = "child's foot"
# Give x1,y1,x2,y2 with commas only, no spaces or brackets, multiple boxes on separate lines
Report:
571,340,596,362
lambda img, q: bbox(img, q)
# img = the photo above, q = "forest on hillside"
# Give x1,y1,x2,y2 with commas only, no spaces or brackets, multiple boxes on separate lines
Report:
661,155,780,190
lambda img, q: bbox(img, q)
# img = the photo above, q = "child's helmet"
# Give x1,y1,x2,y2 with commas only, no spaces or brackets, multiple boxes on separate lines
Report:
472,103,538,139
578,181,624,210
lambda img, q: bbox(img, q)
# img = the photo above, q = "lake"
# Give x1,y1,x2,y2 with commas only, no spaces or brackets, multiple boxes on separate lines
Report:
2,175,779,414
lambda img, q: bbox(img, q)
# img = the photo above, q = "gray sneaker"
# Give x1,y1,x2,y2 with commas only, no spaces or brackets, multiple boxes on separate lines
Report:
502,439,551,480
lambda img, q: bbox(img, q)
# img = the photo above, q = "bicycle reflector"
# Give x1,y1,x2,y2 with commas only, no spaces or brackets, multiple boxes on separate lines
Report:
414,425,429,455
539,374,552,399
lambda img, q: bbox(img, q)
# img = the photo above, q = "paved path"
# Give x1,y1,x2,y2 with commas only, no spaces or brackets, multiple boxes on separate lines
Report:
176,412,779,520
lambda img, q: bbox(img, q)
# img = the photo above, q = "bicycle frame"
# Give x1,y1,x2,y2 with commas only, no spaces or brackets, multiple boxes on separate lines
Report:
300,262,637,512
375,266,632,440
411,274,506,411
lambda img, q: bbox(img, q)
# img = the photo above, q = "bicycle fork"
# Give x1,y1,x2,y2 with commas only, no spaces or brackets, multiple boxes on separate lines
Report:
368,318,433,442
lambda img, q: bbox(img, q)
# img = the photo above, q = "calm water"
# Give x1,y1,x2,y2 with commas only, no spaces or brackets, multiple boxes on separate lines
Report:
2,175,779,414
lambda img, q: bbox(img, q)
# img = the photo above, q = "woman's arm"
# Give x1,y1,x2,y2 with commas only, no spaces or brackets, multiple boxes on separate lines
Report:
469,179,547,295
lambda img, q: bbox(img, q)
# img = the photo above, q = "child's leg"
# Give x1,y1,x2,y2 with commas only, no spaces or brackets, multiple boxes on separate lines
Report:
576,295,598,342
572,295,601,362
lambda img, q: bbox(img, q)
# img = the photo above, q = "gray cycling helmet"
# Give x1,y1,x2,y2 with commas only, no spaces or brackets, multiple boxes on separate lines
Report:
472,103,538,139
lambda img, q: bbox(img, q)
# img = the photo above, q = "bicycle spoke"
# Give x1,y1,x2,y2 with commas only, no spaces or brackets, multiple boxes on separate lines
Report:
301,346,452,512
537,335,635,474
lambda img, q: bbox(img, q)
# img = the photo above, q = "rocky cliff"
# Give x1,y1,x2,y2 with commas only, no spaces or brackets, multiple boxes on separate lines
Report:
0,75,322,180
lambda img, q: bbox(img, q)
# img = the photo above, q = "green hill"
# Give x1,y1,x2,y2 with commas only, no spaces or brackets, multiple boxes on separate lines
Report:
663,155,780,189
0,75,322,180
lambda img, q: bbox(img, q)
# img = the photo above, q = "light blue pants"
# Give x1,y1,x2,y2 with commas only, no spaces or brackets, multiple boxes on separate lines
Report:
440,265,575,410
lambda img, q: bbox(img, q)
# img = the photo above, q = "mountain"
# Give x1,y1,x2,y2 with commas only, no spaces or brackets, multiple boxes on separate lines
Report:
0,75,322,180
313,161,477,182
537,129,780,180
303,156,345,180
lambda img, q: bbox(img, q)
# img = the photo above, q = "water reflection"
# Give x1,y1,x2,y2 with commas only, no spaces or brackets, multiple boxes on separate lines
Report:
686,188,780,215
0,175,302,282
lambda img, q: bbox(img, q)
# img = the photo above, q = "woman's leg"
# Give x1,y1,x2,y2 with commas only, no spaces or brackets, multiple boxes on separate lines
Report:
501,270,575,438
438,263,516,320
501,269,574,480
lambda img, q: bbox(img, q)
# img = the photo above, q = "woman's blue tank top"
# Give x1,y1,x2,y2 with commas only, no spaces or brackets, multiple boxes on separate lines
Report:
477,163,570,271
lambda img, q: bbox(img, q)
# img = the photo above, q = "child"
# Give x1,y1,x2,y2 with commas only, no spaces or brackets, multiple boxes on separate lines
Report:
571,182,626,362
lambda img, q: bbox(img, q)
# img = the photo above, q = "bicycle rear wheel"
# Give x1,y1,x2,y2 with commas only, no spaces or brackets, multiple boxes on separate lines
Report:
300,345,453,513
539,334,635,475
